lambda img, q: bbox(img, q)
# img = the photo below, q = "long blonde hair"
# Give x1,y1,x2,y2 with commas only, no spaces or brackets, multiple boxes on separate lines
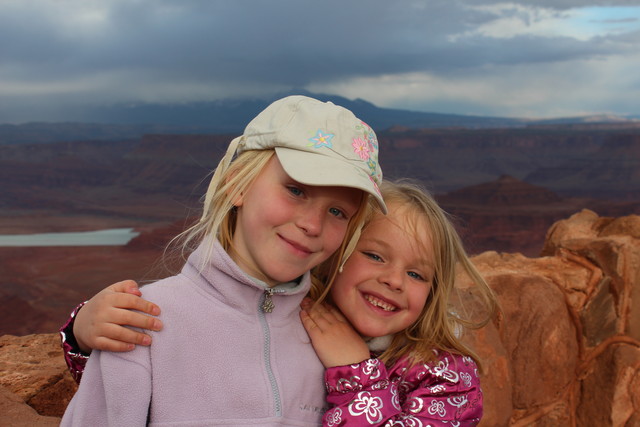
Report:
326,179,498,369
168,148,371,285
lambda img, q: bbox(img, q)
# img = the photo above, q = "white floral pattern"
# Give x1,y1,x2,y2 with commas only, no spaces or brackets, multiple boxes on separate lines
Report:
407,396,425,414
447,395,468,408
427,399,447,417
336,376,362,393
324,353,482,426
432,358,459,383
349,391,384,424
460,372,472,388
325,407,343,426
363,358,382,380
429,385,446,394
390,383,401,410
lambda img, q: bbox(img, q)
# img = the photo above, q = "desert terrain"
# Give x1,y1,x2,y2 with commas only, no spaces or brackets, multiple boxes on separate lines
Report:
1,126,639,336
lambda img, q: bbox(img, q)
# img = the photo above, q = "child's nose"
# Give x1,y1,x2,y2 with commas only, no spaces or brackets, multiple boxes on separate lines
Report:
380,267,404,291
296,207,323,236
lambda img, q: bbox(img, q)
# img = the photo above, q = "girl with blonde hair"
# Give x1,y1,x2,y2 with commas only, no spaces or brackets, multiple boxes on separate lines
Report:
301,179,497,425
61,95,386,426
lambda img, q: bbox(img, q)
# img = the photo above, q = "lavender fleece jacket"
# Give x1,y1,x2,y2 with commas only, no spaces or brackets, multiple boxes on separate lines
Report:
61,239,327,426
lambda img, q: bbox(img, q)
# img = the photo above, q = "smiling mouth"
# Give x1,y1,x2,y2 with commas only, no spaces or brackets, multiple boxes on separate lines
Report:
364,294,398,312
279,235,313,255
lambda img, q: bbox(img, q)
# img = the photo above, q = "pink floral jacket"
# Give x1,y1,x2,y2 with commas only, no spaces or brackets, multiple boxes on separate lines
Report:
59,302,89,383
323,351,482,426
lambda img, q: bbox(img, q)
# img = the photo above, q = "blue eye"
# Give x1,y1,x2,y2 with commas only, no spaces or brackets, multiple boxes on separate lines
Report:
407,271,425,281
287,186,303,196
363,252,382,262
329,207,346,218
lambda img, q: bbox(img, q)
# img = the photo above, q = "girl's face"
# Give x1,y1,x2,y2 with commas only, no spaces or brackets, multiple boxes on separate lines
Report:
330,202,434,338
232,156,363,286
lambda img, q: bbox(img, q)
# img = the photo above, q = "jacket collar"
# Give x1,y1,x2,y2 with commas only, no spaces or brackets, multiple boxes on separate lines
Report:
181,238,311,318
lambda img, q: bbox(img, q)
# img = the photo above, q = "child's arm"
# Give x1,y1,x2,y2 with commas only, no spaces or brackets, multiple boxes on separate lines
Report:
74,280,163,352
59,280,163,383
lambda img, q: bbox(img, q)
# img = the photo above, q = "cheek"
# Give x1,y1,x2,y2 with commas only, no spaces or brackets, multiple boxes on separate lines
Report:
323,223,350,253
409,285,431,317
329,275,352,311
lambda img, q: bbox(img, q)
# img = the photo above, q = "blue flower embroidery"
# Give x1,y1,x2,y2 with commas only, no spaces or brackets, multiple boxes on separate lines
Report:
308,130,334,148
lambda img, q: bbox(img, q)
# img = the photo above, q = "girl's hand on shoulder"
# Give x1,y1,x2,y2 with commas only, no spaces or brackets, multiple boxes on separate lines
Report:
74,280,163,353
300,297,369,368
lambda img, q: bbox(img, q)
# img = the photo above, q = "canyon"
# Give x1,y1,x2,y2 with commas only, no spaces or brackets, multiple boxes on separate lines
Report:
1,127,639,337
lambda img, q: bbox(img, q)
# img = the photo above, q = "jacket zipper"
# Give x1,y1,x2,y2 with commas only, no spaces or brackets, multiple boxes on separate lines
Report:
262,288,275,313
258,288,286,417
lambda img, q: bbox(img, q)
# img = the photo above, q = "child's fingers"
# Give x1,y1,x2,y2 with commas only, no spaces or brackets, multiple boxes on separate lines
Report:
93,336,136,352
309,302,342,324
299,309,320,334
100,321,153,346
108,280,142,296
305,304,341,332
109,307,162,331
109,292,161,317
324,304,348,323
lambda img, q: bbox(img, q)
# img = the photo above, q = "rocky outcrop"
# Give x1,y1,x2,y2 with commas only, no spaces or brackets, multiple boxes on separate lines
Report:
0,210,638,426
463,209,640,426
0,333,76,425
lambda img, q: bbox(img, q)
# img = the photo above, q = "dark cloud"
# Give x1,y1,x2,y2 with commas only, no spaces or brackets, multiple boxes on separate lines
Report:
0,0,638,121
467,0,640,9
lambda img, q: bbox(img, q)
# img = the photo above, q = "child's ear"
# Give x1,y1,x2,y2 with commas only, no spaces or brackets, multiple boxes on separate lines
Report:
225,171,244,207
232,191,244,208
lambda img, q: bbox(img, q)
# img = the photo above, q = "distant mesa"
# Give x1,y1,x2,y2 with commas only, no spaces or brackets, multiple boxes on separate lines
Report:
438,175,563,206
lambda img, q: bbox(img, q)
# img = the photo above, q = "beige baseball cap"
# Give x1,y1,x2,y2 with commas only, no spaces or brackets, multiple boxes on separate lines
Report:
236,95,386,213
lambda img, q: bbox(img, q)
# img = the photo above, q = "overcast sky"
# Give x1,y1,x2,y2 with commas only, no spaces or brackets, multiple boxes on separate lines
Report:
1,0,639,123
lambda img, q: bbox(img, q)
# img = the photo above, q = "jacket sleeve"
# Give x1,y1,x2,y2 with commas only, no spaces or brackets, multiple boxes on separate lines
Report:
59,302,89,384
322,354,483,426
60,344,152,426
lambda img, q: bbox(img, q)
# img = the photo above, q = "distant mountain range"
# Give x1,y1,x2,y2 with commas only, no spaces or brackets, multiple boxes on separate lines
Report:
1,90,639,144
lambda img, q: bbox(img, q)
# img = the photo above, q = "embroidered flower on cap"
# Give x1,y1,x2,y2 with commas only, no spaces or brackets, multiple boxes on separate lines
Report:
352,137,370,160
308,130,334,148
353,120,380,179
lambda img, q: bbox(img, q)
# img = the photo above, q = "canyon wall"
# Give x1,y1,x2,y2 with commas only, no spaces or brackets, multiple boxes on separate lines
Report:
1,210,639,426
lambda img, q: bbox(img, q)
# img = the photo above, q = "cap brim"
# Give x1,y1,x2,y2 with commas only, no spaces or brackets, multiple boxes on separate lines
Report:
275,147,387,214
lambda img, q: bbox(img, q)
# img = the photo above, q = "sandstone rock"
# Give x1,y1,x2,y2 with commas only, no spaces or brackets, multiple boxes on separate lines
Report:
0,333,77,420
0,385,59,426
577,344,640,426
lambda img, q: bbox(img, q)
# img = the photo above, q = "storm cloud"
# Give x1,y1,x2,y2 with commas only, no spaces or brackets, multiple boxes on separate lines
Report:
1,0,639,121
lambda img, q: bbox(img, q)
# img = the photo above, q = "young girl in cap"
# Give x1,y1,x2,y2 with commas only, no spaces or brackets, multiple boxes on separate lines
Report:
62,180,497,426
60,95,387,426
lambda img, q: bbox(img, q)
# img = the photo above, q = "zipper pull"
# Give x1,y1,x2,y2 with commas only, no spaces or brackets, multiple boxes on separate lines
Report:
262,288,275,313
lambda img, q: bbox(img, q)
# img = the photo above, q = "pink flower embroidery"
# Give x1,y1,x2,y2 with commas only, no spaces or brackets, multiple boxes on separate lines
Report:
352,137,370,160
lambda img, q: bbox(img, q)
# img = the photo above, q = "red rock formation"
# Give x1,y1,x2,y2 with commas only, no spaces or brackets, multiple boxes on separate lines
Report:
463,209,640,425
0,210,638,425
0,334,76,425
